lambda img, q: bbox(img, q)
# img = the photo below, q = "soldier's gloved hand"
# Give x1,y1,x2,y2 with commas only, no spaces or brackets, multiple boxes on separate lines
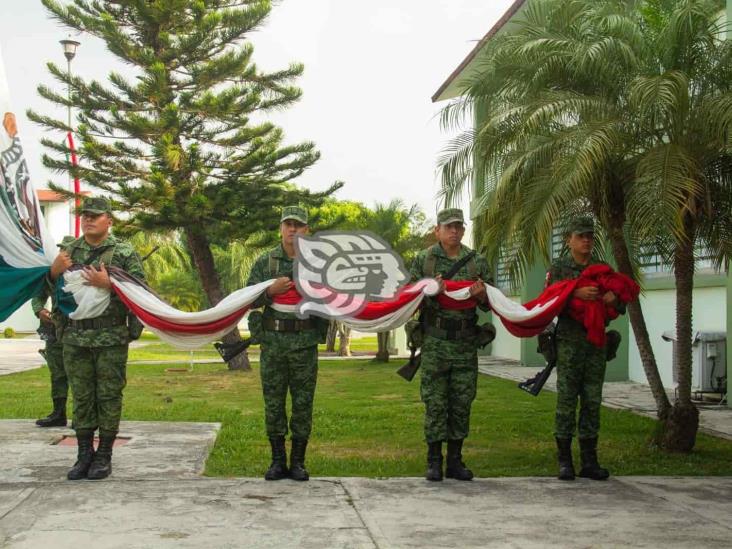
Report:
39,309,53,324
81,262,112,289
573,286,599,301
602,291,618,306
434,274,446,294
266,277,293,297
468,279,488,303
50,251,72,280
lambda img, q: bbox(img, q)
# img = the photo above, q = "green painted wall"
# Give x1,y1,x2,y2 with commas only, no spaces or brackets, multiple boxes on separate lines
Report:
727,262,731,406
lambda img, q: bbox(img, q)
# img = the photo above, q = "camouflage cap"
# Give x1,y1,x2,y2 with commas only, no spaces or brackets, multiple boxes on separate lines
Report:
437,208,465,225
80,196,111,215
56,235,76,248
568,215,595,235
281,205,308,224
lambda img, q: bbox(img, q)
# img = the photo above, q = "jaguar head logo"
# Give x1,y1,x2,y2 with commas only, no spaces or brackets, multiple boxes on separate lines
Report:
294,231,410,318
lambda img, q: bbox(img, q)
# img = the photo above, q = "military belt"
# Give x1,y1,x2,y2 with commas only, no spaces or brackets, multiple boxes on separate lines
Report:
424,314,476,332
424,324,477,341
68,316,127,330
263,318,315,332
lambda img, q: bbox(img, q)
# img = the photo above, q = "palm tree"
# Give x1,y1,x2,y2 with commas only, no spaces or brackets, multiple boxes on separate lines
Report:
629,0,732,449
440,0,673,420
439,0,731,450
363,200,428,361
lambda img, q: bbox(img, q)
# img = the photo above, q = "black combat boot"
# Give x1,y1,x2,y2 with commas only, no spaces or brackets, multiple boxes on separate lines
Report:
87,433,115,480
36,397,67,428
67,430,95,480
445,439,473,481
289,438,310,481
555,437,575,481
578,437,609,480
425,441,443,481
264,436,289,480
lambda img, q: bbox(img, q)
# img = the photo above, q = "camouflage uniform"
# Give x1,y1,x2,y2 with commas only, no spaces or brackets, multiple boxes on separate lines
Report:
410,243,491,444
31,284,68,402
31,235,76,427
62,233,144,437
548,255,610,440
548,215,625,481
247,244,327,440
246,205,328,481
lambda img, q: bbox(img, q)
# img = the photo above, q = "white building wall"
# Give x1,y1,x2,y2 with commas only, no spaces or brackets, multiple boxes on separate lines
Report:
490,295,522,361
628,285,727,388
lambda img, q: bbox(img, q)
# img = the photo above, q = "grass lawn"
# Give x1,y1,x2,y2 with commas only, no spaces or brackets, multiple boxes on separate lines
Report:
1,360,731,477
128,335,379,362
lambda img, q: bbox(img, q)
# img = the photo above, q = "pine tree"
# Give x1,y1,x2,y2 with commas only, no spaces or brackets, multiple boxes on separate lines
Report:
30,0,341,370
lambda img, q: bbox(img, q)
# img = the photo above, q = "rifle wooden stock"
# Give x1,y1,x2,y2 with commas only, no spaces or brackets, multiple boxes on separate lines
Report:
214,339,252,363
396,352,421,381
518,362,555,396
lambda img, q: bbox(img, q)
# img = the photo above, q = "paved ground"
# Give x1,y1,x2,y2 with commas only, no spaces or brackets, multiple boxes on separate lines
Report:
0,419,731,548
2,344,732,547
479,356,732,440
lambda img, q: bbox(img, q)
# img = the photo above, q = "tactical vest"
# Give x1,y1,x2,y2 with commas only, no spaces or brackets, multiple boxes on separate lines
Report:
268,251,279,277
66,238,116,267
423,244,478,279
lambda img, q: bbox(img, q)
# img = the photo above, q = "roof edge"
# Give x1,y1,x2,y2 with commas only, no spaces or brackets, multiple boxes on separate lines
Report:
432,0,528,103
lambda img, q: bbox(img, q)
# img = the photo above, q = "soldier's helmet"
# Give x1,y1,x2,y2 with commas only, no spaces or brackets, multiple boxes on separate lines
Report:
566,215,595,236
80,196,111,215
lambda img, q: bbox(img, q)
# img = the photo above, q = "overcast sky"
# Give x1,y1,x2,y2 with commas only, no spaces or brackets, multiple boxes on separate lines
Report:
0,0,514,227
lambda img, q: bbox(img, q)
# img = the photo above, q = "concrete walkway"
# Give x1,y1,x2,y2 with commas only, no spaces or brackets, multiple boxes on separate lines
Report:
0,420,731,548
479,356,732,440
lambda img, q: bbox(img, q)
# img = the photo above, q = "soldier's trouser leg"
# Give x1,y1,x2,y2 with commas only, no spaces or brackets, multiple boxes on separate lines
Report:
46,341,68,400
446,351,478,441
288,346,318,441
578,344,606,439
421,337,450,443
554,339,582,439
555,338,606,439
260,344,290,438
64,344,128,435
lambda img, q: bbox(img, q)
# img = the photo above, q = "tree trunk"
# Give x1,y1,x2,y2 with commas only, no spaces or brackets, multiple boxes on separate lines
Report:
607,224,672,420
337,323,352,357
375,332,390,362
326,320,338,352
185,227,251,371
664,219,699,452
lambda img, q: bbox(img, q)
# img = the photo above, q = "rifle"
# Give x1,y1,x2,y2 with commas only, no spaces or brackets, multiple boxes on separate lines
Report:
518,324,557,396
396,251,477,381
214,338,253,363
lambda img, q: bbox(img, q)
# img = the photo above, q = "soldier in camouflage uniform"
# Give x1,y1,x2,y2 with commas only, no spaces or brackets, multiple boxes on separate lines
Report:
49,196,145,481
547,216,624,481
246,206,328,481
32,235,76,428
410,208,492,482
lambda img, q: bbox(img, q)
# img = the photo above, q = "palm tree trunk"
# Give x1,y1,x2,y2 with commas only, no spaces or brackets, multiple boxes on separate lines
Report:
185,227,251,371
375,332,390,362
664,220,699,451
607,224,672,420
338,323,352,357
326,320,338,352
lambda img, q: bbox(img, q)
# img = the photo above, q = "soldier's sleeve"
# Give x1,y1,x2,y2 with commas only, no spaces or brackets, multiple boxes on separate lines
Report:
546,261,562,288
121,245,146,282
475,254,492,311
31,285,51,316
247,253,273,308
409,251,424,283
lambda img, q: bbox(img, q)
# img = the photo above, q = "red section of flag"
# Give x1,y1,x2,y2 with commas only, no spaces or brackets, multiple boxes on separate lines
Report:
114,284,250,334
